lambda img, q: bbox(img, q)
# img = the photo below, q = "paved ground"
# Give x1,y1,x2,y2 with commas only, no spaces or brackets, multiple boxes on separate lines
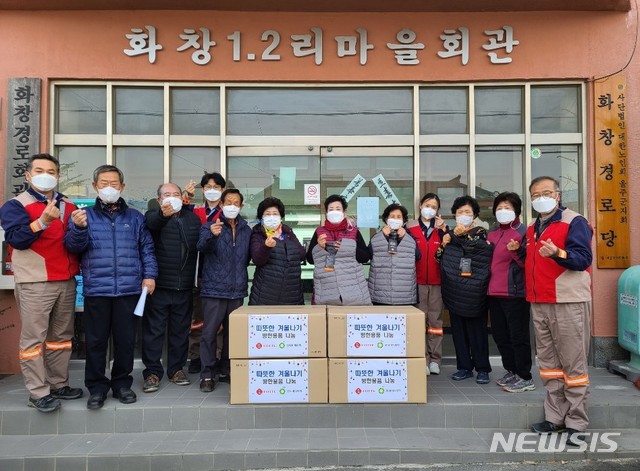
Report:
0,358,638,470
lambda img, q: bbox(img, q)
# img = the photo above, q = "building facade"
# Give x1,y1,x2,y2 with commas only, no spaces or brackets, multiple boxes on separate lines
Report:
0,1,638,367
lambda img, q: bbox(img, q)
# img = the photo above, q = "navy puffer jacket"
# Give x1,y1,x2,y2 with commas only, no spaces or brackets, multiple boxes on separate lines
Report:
439,226,493,317
197,215,251,299
64,199,158,297
249,223,305,305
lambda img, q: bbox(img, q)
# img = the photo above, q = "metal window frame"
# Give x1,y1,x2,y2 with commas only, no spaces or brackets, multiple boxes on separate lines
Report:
50,80,587,220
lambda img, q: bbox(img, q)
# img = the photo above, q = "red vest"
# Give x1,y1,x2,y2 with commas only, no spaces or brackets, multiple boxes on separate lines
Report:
407,221,442,286
525,209,592,304
12,192,79,283
193,204,221,224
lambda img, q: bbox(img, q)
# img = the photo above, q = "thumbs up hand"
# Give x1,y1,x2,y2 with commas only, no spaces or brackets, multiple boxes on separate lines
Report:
210,219,224,236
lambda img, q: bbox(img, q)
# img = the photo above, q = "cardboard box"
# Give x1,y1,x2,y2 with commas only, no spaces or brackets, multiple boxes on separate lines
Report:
327,306,425,358
229,305,327,358
0,290,20,374
230,358,328,404
329,357,427,403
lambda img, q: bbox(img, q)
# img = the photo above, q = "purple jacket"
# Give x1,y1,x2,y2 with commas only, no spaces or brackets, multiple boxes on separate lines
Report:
487,219,526,298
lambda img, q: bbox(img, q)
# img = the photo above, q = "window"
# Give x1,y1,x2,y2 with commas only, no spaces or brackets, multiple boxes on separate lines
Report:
419,84,583,227
227,88,413,136
53,82,584,223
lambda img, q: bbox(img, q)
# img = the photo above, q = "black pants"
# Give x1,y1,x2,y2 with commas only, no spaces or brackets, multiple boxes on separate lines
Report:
200,297,243,380
83,295,138,395
450,310,491,373
142,288,193,380
489,296,532,380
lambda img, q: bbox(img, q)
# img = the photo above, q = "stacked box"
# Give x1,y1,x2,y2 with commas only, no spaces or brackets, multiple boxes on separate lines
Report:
327,306,427,403
229,305,328,404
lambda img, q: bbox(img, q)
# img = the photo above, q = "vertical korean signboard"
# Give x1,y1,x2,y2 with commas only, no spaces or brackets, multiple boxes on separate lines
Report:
594,75,630,268
5,78,41,202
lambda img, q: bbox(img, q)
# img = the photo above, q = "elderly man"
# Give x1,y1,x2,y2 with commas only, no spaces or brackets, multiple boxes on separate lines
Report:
0,153,83,413
141,183,200,393
525,176,593,446
65,165,157,410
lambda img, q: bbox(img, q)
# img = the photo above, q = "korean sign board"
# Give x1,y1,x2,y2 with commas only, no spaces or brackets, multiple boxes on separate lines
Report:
124,24,520,66
594,75,630,268
5,78,41,203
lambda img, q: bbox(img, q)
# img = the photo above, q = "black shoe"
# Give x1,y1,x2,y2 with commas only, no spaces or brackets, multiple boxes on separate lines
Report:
51,386,84,400
565,428,586,447
200,378,215,393
28,394,61,413
532,420,566,434
87,392,107,410
218,374,230,384
451,369,473,381
113,388,137,404
188,358,201,374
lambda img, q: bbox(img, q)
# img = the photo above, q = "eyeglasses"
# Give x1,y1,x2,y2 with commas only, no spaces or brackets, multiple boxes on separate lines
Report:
530,190,557,199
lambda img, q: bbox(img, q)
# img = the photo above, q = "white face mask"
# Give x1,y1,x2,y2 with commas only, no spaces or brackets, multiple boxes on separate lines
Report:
162,196,183,212
204,189,222,202
30,173,58,192
98,186,121,204
387,218,403,230
222,205,240,219
456,215,474,228
262,215,281,230
495,209,516,225
326,210,345,224
421,207,437,220
532,196,558,214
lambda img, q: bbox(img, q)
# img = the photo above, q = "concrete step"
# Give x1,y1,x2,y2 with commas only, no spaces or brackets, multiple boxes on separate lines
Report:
1,427,640,471
1,363,639,436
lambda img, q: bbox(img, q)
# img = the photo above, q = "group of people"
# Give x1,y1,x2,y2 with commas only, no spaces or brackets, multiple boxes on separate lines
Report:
1,153,593,446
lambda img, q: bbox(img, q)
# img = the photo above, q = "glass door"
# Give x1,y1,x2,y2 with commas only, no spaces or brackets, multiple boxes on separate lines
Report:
227,146,414,301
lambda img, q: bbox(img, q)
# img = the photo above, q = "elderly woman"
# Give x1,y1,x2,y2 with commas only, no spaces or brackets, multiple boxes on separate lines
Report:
437,195,494,384
249,197,305,305
306,194,371,305
487,192,534,393
368,203,418,305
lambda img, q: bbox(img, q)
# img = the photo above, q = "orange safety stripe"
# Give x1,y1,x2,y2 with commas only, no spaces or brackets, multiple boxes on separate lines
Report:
30,219,45,233
45,340,72,351
190,321,204,331
19,344,43,360
564,373,590,387
427,327,444,336
539,368,564,379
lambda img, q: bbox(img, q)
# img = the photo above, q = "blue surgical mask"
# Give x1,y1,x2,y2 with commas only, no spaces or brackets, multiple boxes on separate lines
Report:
262,215,281,230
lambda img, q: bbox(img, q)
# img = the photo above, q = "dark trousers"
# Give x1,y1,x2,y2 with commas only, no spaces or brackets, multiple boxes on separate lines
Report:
83,295,138,395
450,310,491,373
489,296,533,380
142,288,193,380
200,297,242,380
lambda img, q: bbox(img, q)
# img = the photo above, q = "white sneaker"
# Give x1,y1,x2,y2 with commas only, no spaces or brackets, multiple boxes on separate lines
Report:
429,362,440,375
425,362,430,376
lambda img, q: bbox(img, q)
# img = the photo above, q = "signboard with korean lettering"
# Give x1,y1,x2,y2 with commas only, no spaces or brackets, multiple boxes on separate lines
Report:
347,359,408,403
5,78,41,202
346,313,407,356
122,23,520,68
594,75,630,268
248,314,309,357
248,359,309,403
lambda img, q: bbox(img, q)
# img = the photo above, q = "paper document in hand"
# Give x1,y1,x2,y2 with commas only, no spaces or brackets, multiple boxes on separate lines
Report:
134,286,148,317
